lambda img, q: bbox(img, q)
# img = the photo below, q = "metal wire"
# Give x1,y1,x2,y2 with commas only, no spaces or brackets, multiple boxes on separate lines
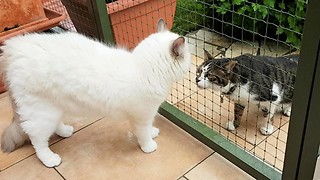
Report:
44,0,307,173
168,0,306,172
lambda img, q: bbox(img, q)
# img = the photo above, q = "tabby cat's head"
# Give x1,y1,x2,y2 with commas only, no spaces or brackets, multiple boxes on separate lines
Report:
196,50,237,90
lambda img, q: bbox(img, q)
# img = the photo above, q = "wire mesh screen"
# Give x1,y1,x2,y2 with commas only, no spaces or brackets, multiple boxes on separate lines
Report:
43,0,307,174
42,0,76,31
105,0,177,49
167,0,306,172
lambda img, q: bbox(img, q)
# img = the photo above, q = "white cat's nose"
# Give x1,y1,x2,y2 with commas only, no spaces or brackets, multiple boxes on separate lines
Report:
196,78,201,83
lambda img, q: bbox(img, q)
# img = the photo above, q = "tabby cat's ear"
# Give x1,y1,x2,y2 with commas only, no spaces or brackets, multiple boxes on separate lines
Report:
204,49,213,61
157,18,168,32
224,61,237,73
171,37,185,57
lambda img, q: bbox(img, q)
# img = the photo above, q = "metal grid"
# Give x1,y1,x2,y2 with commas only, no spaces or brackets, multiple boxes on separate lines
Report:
43,0,309,177
104,0,177,49
42,0,76,31
167,0,307,173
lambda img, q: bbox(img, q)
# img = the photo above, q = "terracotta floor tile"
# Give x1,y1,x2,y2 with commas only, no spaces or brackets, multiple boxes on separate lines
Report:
178,176,188,180
175,96,254,151
175,90,289,146
52,115,212,179
251,123,289,171
185,153,254,180
0,94,102,170
0,155,63,180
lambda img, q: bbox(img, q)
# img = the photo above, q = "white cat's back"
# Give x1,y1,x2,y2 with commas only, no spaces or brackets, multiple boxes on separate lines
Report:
1,33,138,114
2,32,134,76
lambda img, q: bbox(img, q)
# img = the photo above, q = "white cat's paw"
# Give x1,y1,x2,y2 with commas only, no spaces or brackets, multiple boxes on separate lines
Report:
56,125,74,138
226,121,235,131
39,152,62,167
283,108,291,117
151,127,160,139
140,140,157,153
260,124,274,135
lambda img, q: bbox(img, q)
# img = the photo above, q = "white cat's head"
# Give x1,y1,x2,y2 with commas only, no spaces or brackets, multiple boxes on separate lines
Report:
133,19,191,82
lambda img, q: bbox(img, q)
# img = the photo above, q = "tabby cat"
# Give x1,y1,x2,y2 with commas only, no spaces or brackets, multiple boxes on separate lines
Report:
196,50,298,135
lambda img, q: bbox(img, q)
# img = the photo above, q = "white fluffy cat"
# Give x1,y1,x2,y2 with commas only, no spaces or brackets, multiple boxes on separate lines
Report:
0,19,191,167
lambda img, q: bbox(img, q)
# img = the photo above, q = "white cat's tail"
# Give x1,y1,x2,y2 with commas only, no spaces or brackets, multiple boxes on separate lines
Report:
1,112,27,153
0,47,7,90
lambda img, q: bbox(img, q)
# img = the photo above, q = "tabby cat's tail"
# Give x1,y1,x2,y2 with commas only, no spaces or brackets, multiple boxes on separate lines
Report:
1,112,27,153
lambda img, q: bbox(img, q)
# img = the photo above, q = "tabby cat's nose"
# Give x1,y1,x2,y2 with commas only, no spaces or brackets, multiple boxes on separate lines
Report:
196,78,200,83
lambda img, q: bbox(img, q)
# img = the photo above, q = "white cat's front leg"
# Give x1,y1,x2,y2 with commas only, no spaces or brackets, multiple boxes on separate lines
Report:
56,122,74,138
152,127,160,138
36,147,62,167
132,121,157,153
29,135,61,167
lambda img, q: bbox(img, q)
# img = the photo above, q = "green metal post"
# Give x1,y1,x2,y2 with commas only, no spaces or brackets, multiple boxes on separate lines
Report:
90,0,114,43
282,0,320,179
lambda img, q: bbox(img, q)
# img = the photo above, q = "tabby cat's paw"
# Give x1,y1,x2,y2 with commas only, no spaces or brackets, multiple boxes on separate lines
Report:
226,121,236,131
140,140,157,153
283,108,291,117
152,127,160,139
260,124,274,135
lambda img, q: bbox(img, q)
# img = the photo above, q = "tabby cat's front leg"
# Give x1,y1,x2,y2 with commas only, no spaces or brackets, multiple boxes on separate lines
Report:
226,103,245,131
260,104,276,135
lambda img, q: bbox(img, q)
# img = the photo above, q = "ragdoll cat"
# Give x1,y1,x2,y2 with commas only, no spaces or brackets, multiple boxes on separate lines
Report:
196,50,297,135
0,19,191,167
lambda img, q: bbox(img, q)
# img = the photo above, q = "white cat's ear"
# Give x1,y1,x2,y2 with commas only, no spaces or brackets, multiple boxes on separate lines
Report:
204,49,213,61
157,18,168,32
171,37,185,57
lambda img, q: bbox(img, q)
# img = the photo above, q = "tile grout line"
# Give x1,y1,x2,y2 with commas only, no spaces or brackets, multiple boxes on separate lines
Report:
50,116,104,147
68,117,104,136
251,120,290,149
172,92,287,154
54,167,66,180
177,176,190,180
1,117,104,172
179,152,216,178
1,153,35,172
172,91,198,105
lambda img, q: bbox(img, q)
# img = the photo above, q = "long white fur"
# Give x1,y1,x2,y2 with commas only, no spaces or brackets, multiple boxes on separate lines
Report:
0,21,191,167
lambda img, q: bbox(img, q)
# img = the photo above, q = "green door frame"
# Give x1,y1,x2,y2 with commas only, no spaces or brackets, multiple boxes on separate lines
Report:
282,0,320,179
90,0,114,43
